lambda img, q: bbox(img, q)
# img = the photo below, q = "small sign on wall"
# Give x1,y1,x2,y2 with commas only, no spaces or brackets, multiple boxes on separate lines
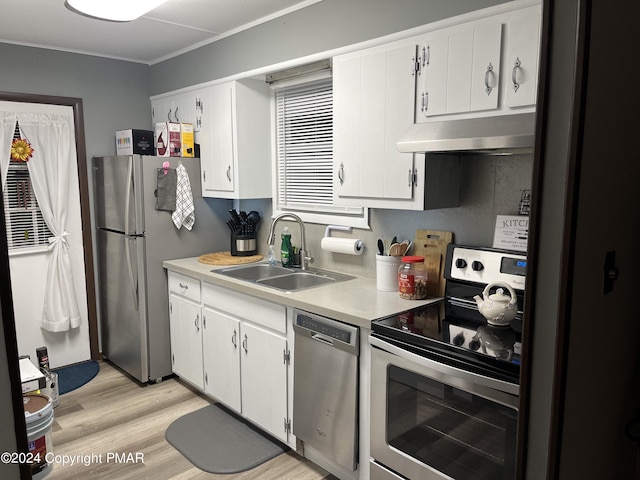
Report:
493,215,528,252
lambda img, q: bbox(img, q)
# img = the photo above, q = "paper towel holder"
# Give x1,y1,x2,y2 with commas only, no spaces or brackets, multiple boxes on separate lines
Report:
322,225,364,254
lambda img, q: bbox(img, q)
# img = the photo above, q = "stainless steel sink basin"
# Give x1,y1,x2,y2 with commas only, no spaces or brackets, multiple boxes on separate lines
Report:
213,263,354,292
214,263,292,281
256,272,336,291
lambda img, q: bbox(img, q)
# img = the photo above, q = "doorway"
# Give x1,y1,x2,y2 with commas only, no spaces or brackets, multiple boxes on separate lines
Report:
0,92,98,364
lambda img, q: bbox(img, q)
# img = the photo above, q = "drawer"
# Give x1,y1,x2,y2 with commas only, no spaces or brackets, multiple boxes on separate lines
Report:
168,271,201,303
202,283,286,334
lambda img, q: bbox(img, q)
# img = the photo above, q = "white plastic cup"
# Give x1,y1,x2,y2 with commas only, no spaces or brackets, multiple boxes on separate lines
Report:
376,254,402,291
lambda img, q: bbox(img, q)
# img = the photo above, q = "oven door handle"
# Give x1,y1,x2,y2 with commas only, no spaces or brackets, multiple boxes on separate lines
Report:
370,335,519,399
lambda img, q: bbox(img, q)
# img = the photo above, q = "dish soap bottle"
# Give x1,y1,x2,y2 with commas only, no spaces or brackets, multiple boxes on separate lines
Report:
281,227,293,268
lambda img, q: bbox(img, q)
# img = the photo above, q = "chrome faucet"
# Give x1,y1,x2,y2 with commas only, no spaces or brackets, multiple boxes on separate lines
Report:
267,212,313,270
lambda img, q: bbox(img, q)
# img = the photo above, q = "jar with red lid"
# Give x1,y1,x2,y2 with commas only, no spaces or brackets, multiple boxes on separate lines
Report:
398,256,428,300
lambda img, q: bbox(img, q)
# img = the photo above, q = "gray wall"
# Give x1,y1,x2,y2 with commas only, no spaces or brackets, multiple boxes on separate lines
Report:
150,0,508,94
0,44,152,160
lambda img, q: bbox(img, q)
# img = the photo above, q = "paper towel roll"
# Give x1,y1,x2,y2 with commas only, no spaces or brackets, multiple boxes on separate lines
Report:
321,237,364,255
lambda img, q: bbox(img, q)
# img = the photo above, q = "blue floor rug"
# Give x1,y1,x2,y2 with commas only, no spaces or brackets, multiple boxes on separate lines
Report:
52,360,100,395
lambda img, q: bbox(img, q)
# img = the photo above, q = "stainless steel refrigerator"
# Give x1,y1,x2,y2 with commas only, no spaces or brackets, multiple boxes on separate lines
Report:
93,155,228,383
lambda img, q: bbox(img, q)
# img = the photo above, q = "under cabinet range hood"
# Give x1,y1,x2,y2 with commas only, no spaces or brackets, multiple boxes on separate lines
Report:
397,112,536,154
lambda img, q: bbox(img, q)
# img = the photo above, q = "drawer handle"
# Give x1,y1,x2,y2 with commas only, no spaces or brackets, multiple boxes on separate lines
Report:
179,283,189,290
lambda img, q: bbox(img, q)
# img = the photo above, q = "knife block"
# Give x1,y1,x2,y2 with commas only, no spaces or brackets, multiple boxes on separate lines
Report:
231,232,257,256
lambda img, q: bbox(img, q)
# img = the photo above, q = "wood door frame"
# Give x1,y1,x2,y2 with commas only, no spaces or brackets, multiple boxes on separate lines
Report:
0,91,99,360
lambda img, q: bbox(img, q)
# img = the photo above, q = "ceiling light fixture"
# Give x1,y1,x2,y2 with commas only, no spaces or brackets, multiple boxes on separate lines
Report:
64,0,169,22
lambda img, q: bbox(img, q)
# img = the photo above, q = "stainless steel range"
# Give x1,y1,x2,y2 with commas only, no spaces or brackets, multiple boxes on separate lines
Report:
370,244,527,480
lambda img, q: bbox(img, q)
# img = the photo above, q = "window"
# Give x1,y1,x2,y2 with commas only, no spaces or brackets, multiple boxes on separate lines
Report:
273,73,367,227
3,125,51,251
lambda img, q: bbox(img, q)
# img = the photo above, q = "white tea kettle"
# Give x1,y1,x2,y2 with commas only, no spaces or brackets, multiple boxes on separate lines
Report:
473,282,518,326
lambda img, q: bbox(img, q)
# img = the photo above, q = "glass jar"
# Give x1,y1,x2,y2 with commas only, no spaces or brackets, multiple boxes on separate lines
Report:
398,256,428,300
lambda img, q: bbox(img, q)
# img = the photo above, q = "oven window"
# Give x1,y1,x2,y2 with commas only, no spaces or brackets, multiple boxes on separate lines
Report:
387,365,517,480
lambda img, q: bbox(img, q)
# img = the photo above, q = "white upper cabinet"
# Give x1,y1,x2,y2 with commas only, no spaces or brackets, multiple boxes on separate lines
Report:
200,79,272,199
504,7,542,108
416,20,502,119
151,79,272,199
333,40,422,208
415,3,541,120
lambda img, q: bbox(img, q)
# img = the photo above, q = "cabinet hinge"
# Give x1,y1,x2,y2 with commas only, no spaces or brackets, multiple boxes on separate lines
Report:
284,417,291,434
283,349,290,365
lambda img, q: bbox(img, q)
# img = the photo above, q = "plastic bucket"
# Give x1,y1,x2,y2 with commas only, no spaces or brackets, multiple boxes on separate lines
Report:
23,394,54,479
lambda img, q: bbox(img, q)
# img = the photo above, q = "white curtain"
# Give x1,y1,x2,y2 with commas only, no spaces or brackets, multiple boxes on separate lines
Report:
0,112,15,190
12,113,81,332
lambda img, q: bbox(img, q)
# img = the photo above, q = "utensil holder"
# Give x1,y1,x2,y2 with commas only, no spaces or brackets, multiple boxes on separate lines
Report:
376,254,402,291
231,233,257,256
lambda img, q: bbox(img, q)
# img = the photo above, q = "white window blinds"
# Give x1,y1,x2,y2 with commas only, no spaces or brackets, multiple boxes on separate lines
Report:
3,159,51,250
276,79,334,211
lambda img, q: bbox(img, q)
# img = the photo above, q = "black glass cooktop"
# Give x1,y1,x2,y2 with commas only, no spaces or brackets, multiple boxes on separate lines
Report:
371,300,522,384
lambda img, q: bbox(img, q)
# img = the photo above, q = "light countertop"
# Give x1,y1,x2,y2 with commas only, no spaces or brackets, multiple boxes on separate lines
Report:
163,257,442,329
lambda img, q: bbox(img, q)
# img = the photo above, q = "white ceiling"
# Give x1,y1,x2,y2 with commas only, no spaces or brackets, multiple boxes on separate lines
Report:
0,0,320,64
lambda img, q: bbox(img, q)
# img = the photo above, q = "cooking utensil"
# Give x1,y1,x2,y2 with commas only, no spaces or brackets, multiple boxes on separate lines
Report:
377,239,385,256
388,241,407,256
247,210,261,226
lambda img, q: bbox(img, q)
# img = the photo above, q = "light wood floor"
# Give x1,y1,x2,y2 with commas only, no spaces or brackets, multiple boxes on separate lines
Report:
46,360,334,480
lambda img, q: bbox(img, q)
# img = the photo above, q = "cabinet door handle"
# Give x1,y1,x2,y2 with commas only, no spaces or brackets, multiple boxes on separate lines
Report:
174,106,179,122
203,170,206,182
231,329,237,348
338,162,344,185
195,314,200,331
423,91,429,113
411,56,417,77
484,62,494,96
226,165,232,182
424,45,430,66
167,108,172,121
408,169,413,187
242,334,248,353
512,57,521,92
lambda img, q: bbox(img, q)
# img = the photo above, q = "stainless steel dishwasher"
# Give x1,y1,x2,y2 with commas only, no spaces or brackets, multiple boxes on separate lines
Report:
293,309,359,471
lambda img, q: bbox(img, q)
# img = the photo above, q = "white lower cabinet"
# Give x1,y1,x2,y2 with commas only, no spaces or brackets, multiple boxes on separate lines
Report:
239,322,288,441
168,273,204,389
202,306,241,411
167,271,291,445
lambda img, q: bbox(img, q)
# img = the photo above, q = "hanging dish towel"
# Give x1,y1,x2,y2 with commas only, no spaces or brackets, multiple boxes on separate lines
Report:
172,163,195,230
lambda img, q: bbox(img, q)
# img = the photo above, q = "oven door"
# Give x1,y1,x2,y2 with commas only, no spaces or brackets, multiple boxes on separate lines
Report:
370,335,519,480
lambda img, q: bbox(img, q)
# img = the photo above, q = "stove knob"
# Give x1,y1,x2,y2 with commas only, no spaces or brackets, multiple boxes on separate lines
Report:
468,338,481,351
455,258,467,269
471,261,484,271
452,333,465,346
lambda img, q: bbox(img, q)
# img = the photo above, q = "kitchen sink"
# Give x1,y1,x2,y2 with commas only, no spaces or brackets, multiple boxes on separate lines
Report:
213,263,354,292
